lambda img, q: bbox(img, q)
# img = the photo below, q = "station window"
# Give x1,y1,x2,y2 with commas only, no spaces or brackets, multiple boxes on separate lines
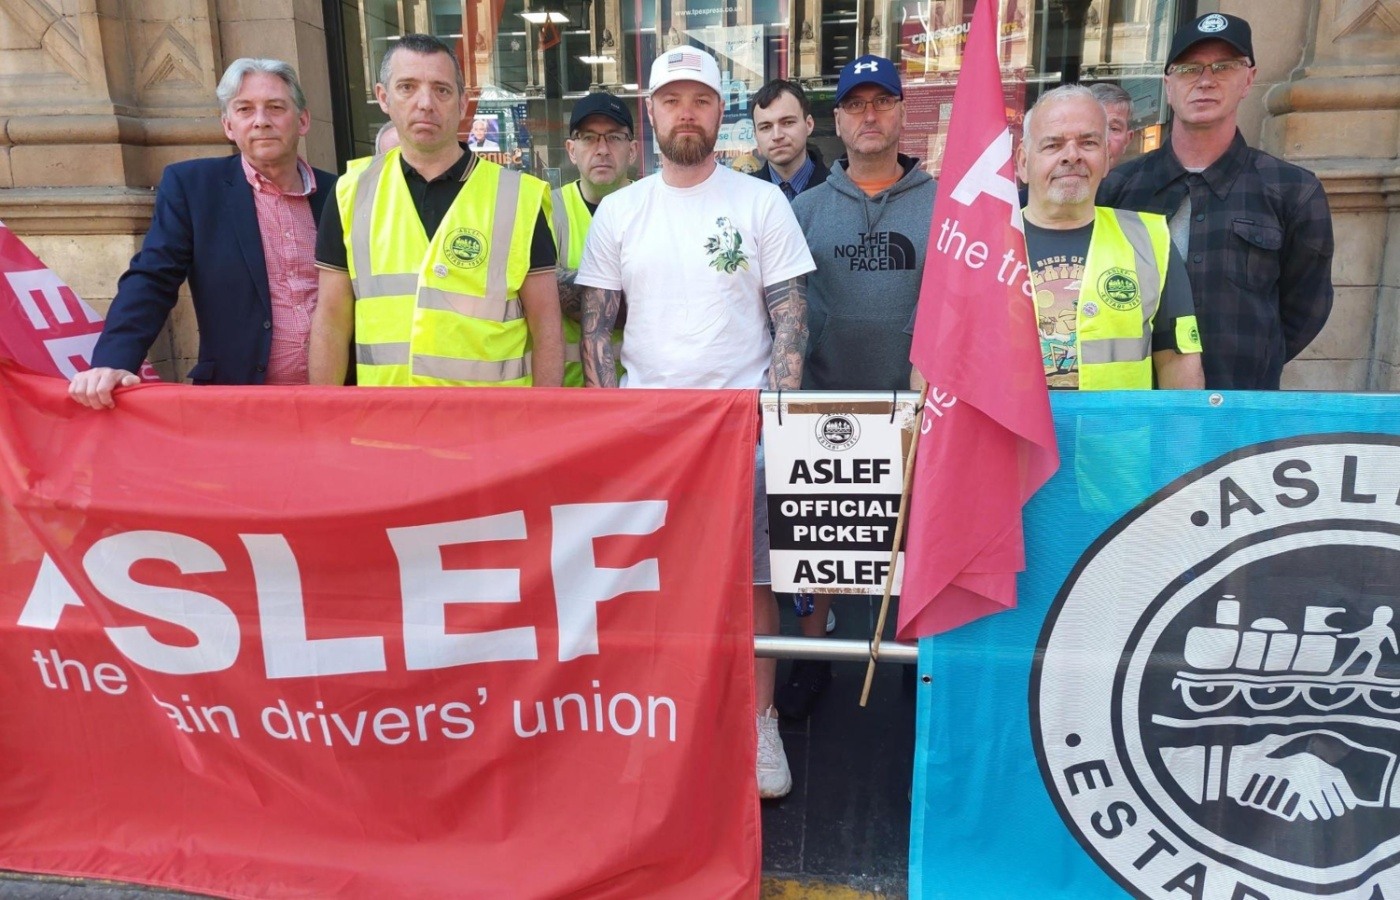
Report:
326,0,1195,181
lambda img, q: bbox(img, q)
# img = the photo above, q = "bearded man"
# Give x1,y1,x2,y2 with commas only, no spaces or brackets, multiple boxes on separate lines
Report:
575,47,815,800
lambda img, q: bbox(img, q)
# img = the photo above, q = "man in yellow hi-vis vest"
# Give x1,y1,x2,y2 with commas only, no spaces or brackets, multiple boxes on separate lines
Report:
309,33,563,387
1018,84,1203,391
553,92,635,386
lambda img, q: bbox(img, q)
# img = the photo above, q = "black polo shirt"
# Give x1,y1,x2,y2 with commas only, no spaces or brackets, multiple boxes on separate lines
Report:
315,144,556,273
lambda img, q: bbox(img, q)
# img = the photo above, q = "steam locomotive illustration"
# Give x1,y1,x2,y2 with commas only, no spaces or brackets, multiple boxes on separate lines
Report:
1172,598,1400,714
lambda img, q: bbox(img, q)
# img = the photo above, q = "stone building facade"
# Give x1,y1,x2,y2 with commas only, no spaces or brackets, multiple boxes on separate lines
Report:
1247,0,1400,390
0,0,1395,389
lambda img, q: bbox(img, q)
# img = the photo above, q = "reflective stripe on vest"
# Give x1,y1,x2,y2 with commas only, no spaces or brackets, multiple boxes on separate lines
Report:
341,149,540,387
416,286,523,322
550,181,622,387
1076,207,1169,391
412,353,530,383
553,183,589,386
551,182,591,270
551,189,571,269
356,342,408,365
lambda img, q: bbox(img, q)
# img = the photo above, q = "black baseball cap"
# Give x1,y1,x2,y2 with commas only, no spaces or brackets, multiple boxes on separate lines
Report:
1166,13,1254,72
569,92,633,133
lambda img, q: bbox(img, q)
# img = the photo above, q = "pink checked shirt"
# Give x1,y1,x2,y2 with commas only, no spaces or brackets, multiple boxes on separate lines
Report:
243,156,319,385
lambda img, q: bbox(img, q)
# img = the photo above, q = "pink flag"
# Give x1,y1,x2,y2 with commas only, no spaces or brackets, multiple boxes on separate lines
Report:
899,0,1058,639
0,222,158,381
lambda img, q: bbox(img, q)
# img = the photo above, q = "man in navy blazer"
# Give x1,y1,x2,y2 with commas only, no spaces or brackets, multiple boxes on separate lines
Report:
70,58,335,408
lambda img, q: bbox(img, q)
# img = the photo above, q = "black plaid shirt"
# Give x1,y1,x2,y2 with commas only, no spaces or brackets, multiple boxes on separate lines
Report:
1097,131,1334,389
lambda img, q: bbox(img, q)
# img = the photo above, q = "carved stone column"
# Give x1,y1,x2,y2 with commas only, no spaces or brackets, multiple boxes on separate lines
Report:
466,0,497,93
867,13,883,56
598,0,624,91
668,0,686,48
797,0,819,83
1244,0,1400,390
0,0,332,381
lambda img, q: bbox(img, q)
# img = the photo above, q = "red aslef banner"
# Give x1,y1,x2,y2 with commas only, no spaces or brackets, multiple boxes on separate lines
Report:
0,222,158,381
0,362,760,899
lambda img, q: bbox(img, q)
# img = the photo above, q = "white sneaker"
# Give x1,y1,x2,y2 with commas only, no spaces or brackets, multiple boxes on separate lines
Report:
756,708,792,799
825,608,837,634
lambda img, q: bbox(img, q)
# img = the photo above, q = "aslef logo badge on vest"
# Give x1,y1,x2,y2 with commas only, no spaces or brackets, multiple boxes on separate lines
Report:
1033,436,1400,899
445,227,488,269
835,231,918,271
1096,267,1140,311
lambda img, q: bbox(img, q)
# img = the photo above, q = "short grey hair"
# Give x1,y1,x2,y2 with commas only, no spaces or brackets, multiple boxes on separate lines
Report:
378,33,465,96
1088,82,1133,114
216,58,307,114
1022,84,1105,141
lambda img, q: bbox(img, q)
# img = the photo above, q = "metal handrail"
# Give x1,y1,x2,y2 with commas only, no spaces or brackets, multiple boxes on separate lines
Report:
754,635,918,664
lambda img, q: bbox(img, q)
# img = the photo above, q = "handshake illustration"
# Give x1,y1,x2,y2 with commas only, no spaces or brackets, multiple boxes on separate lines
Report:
1166,731,1400,822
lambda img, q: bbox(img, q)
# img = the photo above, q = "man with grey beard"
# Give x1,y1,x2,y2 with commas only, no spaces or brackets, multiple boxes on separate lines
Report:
1018,85,1202,391
575,46,815,799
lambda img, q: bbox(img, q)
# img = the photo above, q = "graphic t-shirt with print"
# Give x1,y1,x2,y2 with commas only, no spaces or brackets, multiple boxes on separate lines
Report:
1025,220,1196,389
576,164,815,389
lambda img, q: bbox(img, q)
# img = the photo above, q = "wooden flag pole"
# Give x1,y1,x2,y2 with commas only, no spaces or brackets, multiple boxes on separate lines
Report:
860,383,929,707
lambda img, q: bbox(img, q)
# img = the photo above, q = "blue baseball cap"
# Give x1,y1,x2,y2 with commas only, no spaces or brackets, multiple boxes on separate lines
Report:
835,55,903,104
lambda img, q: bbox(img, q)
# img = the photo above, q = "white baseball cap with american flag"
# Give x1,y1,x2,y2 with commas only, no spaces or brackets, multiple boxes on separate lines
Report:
648,47,722,95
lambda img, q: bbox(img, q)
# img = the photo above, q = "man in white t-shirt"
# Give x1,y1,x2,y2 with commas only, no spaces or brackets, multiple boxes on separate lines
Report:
576,46,815,800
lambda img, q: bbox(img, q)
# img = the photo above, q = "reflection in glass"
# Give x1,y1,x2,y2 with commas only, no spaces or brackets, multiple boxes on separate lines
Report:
328,0,1189,180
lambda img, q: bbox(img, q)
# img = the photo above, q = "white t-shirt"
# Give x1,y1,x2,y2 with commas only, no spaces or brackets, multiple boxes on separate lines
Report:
576,164,815,389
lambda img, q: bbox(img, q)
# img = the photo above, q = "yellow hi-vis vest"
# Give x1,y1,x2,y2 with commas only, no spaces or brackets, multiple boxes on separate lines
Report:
551,181,591,270
1075,207,1198,390
340,149,549,386
549,181,624,387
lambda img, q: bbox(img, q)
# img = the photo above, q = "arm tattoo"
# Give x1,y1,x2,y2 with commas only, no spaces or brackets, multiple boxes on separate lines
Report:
764,276,808,390
582,286,624,388
558,268,584,321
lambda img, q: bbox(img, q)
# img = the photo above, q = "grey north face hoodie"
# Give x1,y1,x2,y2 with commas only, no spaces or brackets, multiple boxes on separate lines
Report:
791,154,935,391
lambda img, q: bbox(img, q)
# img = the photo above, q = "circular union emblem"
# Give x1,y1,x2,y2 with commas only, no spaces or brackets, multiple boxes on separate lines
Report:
1098,267,1141,311
815,414,860,452
1198,13,1229,33
445,228,487,269
1082,301,1100,318
1032,436,1400,898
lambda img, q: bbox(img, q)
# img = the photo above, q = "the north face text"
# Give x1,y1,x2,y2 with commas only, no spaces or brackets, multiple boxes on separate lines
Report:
833,231,918,271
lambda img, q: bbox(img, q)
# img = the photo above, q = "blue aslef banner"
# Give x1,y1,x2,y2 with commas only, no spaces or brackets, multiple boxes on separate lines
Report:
911,391,1400,899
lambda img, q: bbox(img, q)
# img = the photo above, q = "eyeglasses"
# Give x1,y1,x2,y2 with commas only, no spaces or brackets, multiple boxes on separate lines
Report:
1167,59,1251,80
572,132,631,147
836,95,901,114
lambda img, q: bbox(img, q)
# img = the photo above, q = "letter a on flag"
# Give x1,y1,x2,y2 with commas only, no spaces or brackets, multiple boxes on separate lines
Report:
0,221,158,381
900,0,1058,638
